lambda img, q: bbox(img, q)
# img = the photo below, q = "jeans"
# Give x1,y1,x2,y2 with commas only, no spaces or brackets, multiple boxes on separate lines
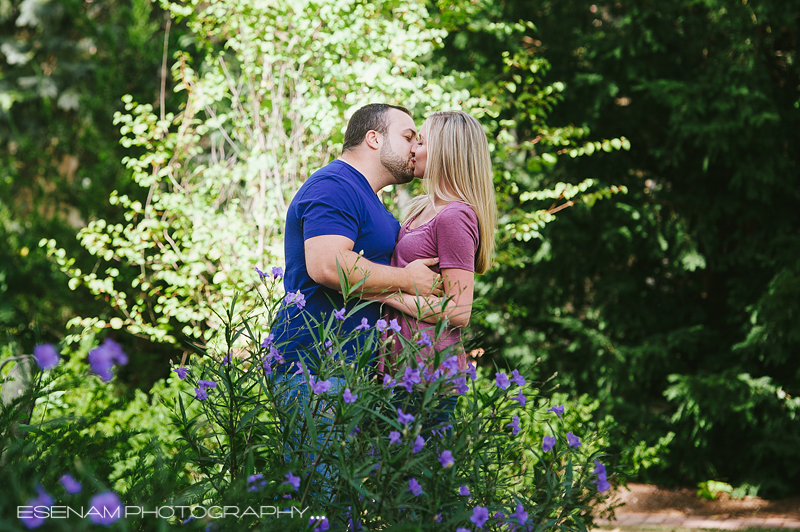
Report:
273,372,346,501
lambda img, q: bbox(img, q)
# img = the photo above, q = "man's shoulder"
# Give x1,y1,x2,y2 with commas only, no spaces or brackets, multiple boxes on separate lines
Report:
297,160,363,199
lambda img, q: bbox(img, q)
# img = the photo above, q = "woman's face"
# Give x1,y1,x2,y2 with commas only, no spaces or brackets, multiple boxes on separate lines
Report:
411,122,428,179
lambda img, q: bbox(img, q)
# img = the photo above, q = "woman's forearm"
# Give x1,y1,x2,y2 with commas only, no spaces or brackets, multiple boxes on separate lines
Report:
379,292,470,327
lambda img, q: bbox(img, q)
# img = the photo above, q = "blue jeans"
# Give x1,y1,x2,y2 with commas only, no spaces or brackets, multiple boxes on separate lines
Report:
273,372,346,501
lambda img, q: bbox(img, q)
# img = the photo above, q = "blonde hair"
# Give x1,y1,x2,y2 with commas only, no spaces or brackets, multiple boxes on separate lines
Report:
403,111,497,274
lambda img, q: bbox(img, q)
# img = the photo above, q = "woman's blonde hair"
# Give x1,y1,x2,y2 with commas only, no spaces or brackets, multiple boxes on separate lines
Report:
403,111,497,274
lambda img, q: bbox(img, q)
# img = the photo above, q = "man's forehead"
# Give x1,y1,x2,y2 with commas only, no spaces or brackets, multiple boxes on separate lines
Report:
386,108,417,135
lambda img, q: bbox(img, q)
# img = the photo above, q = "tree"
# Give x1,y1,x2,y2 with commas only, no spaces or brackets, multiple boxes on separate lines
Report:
0,0,180,364
440,0,800,495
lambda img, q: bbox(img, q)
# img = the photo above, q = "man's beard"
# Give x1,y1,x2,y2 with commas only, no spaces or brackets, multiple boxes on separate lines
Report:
380,142,414,184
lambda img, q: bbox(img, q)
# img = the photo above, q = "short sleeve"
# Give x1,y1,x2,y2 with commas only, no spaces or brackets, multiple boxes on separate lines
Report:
295,178,361,241
435,203,479,271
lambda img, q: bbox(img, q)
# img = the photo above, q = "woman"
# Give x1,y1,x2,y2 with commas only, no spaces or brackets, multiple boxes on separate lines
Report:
377,110,496,375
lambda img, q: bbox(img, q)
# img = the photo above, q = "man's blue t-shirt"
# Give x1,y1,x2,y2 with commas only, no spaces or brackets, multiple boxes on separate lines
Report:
273,159,400,370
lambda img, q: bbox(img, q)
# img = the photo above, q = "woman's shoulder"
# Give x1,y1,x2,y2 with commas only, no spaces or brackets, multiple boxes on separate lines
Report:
436,201,478,223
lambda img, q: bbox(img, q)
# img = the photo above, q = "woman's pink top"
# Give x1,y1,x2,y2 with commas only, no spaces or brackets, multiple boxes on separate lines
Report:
383,201,479,373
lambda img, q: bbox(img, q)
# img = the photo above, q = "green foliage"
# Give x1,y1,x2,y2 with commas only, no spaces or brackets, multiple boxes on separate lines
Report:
42,0,464,349
438,0,800,496
0,0,183,352
153,273,615,530
0,271,614,530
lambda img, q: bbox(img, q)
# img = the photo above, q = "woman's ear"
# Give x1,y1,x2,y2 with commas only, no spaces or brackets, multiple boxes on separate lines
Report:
364,130,381,150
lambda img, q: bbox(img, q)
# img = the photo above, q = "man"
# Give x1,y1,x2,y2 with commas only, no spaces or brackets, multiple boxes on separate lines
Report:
273,103,441,372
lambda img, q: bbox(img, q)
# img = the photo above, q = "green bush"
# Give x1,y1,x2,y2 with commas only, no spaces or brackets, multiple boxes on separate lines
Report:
1,270,614,530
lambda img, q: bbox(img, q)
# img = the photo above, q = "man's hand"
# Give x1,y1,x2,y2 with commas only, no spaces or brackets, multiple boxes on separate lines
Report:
402,258,443,296
305,235,442,296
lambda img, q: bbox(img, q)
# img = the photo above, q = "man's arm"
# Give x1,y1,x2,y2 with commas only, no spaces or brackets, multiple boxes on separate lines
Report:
305,235,443,296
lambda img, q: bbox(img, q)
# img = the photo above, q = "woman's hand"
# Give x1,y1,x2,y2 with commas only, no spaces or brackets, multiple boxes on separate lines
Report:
371,267,474,327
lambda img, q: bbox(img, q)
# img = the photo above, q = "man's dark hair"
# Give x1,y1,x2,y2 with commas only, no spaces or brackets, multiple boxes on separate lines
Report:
342,103,413,152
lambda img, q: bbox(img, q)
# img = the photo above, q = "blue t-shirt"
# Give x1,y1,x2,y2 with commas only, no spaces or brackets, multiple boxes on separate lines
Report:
273,159,401,369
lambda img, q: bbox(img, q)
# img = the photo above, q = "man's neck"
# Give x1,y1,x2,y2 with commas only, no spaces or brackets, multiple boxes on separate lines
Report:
338,154,389,194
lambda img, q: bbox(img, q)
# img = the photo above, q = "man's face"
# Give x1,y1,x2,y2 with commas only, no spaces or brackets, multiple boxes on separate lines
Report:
379,109,417,184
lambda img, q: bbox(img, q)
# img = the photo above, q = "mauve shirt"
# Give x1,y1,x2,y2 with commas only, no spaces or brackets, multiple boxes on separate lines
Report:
384,201,479,371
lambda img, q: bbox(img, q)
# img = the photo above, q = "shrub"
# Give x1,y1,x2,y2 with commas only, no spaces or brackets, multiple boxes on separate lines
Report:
1,270,614,530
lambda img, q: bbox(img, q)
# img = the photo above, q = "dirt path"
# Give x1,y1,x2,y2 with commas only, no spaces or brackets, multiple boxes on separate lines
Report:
595,483,800,530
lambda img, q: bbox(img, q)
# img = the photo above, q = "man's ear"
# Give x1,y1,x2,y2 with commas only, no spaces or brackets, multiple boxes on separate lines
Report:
364,130,381,150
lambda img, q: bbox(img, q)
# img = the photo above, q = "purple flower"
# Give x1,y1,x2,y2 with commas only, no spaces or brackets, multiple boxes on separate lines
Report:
510,503,528,525
422,366,443,382
567,432,582,448
510,369,526,387
284,471,300,491
388,319,402,333
334,307,346,321
495,372,510,390
464,364,476,381
442,355,460,375
324,339,334,355
60,474,82,494
355,318,370,331
593,460,611,492
343,388,357,403
284,290,306,310
310,516,329,532
33,344,60,371
457,528,469,532
542,435,556,452
383,374,396,388
509,389,526,407
194,388,208,401
20,486,53,529
388,431,402,444
172,367,189,380
471,506,489,528
407,478,423,496
376,319,388,332
453,377,469,395
247,473,266,492
261,333,275,347
412,435,425,453
197,380,217,390
494,511,505,519
508,415,521,435
221,353,232,365
267,345,284,364
255,266,267,281
416,332,432,347
403,366,421,386
397,409,414,426
88,491,123,525
262,360,272,376
548,404,565,418
272,266,284,279
459,485,471,496
310,378,332,394
439,450,454,468
88,338,128,382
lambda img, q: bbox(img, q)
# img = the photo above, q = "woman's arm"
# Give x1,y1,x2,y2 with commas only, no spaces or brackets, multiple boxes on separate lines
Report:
375,268,475,327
